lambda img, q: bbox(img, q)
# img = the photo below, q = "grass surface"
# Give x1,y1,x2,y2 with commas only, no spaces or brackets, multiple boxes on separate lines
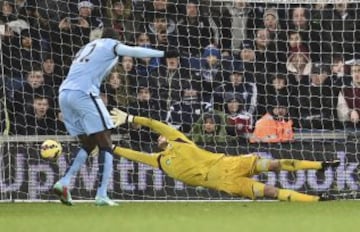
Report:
1,201,360,232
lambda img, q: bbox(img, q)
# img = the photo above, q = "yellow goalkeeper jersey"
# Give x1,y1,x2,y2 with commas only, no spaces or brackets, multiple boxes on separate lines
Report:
114,116,227,186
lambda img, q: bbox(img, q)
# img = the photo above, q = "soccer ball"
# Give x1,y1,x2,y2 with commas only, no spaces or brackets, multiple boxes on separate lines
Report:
40,139,62,159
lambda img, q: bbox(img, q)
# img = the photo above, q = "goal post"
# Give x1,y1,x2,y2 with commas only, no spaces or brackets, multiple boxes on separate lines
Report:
0,0,360,201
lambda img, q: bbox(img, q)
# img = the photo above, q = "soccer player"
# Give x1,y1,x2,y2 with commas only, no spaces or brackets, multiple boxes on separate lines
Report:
53,28,173,206
110,109,340,202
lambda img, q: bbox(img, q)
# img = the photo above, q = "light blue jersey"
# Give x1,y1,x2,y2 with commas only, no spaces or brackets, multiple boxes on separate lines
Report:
60,38,164,96
59,38,164,136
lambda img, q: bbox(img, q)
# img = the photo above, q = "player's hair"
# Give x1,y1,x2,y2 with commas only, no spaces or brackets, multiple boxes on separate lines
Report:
101,27,119,40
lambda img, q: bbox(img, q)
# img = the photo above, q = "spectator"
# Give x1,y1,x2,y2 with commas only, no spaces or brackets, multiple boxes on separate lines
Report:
191,112,237,145
286,46,312,84
166,80,212,133
134,31,151,46
258,74,293,117
144,12,178,50
11,67,54,118
234,33,275,84
250,97,294,143
0,1,17,23
194,45,225,102
234,40,258,80
13,95,56,135
213,63,257,115
17,2,49,32
212,1,254,54
135,44,161,78
288,5,331,62
176,0,215,57
116,55,137,95
323,2,360,61
134,0,177,24
3,29,42,78
224,93,253,139
100,67,131,109
106,0,135,42
287,30,305,54
338,60,360,128
35,0,70,23
262,8,287,66
77,1,103,30
150,50,188,119
254,28,277,74
42,54,64,92
49,3,92,67
331,55,347,78
127,83,161,152
294,63,338,129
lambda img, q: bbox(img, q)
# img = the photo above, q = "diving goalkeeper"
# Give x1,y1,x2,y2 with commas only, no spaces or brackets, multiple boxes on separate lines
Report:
110,109,339,202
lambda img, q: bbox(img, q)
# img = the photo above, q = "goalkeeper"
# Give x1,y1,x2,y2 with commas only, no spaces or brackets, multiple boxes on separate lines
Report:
111,109,339,202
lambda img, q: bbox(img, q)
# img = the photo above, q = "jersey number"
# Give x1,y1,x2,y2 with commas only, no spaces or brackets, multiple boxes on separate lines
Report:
74,44,96,63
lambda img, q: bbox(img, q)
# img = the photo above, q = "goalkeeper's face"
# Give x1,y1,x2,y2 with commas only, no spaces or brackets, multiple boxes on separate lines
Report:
157,136,168,150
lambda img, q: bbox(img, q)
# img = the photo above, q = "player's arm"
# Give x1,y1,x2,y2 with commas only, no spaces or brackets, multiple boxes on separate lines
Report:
113,146,160,168
110,109,192,143
114,43,164,58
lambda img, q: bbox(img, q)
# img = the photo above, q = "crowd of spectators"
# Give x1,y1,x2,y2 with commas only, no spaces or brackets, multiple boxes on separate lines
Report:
1,0,360,146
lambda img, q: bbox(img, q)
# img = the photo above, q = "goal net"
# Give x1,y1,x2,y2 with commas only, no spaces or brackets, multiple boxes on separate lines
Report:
0,0,359,201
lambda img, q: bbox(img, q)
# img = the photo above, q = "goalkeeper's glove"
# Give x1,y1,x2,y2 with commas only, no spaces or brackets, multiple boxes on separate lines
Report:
110,108,134,127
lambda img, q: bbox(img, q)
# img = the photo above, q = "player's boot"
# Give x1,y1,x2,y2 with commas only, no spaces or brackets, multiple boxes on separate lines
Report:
53,181,73,206
319,160,340,172
95,196,119,206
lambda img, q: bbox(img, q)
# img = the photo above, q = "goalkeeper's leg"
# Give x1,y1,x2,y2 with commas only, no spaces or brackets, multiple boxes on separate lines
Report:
254,158,340,173
263,184,320,202
238,178,320,202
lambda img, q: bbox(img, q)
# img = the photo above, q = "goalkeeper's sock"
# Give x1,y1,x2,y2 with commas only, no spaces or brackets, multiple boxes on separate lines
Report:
60,148,88,186
96,148,113,198
277,189,319,202
279,159,322,171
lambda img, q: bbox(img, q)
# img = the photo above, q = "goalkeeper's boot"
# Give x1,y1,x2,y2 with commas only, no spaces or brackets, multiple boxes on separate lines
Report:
320,191,358,201
318,192,337,201
95,196,119,206
53,181,73,206
319,160,340,172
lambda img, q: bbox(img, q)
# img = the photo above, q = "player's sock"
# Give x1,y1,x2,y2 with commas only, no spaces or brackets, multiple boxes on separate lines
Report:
60,148,88,186
277,189,319,202
279,159,322,171
96,148,113,198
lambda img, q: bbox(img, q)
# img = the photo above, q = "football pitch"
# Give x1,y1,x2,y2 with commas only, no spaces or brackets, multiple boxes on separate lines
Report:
1,201,359,232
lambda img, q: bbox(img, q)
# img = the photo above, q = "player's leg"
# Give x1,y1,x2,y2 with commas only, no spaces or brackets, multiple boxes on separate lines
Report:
236,178,320,202
254,158,340,173
53,90,95,205
53,135,96,206
263,185,320,202
92,130,118,206
57,135,96,186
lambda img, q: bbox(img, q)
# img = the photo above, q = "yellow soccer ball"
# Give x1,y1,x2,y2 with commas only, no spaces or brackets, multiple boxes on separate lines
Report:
40,139,62,159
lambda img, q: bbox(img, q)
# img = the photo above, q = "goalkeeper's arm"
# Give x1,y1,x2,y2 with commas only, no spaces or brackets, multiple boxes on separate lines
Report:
113,146,160,168
111,109,193,144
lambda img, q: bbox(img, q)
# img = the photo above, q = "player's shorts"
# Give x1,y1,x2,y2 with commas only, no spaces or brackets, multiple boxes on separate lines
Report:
206,154,260,199
59,90,114,136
